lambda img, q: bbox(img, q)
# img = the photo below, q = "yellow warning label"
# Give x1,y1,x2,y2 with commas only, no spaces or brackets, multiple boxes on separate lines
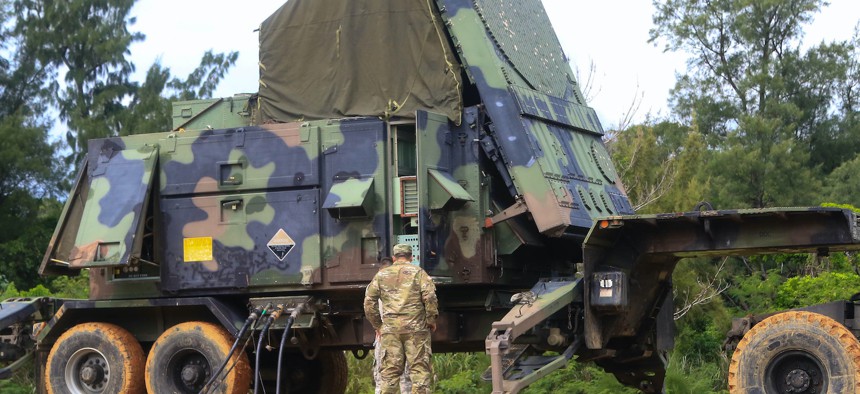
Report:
184,237,213,262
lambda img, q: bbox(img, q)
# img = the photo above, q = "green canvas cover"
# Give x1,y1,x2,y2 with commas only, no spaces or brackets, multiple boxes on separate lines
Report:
258,0,462,124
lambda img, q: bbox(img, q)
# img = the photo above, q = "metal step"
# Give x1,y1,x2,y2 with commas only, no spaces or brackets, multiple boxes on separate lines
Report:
481,344,529,381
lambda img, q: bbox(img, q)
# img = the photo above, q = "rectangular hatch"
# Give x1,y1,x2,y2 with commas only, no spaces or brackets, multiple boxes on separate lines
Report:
43,142,159,270
323,177,375,219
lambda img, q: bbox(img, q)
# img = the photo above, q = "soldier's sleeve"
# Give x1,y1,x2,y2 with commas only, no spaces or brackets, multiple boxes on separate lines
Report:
364,275,383,330
419,269,438,324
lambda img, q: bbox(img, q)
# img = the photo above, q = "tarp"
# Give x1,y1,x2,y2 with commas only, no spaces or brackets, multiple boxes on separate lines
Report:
258,0,462,124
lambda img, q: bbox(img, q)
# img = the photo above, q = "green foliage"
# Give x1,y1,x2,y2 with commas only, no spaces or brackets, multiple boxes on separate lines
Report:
20,284,52,297
0,274,89,391
169,50,240,102
0,362,36,394
523,362,637,394
433,353,490,394
664,351,728,394
776,272,860,309
672,258,732,322
725,268,785,314
824,156,860,207
820,202,860,213
0,0,64,290
346,352,375,393
708,115,821,208
0,199,62,290
120,51,238,135
607,121,711,213
0,282,21,300
49,271,90,299
674,312,726,366
436,369,489,394
347,352,653,394
649,0,857,209
346,352,492,394
13,0,238,163
15,0,143,157
1,270,89,300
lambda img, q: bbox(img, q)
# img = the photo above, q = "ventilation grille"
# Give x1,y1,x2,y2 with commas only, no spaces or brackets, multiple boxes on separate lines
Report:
400,177,419,217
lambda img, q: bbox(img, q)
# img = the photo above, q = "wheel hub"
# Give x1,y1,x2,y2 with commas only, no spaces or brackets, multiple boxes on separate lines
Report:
168,351,211,393
181,364,205,385
766,351,825,394
785,369,811,392
67,347,110,393
80,364,105,386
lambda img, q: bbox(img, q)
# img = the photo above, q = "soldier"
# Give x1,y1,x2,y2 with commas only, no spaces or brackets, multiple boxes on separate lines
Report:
364,244,438,394
373,257,413,394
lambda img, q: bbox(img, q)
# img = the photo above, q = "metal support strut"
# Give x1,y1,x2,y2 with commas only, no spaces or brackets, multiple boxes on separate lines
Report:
485,279,582,394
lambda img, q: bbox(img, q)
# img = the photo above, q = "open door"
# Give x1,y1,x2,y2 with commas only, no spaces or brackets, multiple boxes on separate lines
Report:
416,111,473,271
42,141,159,271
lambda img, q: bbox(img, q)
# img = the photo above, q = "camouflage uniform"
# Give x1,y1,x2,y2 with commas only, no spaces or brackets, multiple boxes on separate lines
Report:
364,244,438,394
374,330,412,394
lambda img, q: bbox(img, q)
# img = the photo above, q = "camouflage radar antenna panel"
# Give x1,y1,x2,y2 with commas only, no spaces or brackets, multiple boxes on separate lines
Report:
436,0,633,237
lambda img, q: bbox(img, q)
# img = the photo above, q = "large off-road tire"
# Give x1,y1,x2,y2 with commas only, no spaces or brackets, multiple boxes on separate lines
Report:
729,311,860,394
45,322,145,394
145,321,250,394
274,350,348,393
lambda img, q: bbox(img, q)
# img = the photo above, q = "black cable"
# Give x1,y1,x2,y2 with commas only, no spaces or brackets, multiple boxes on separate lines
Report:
275,316,296,394
207,330,259,394
200,305,266,394
254,308,281,394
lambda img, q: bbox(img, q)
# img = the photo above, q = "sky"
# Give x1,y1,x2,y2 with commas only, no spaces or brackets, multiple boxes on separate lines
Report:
128,0,859,130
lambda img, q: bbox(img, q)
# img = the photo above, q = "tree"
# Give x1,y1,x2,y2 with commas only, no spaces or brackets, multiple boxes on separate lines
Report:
824,155,860,206
788,38,860,172
118,51,238,135
15,0,143,160
776,271,860,309
0,0,237,288
607,120,710,213
651,0,825,121
0,0,63,289
649,0,856,208
14,0,239,162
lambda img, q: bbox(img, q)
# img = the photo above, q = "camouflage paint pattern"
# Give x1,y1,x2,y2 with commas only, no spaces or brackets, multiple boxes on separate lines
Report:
436,0,634,237
66,141,157,269
19,1,860,393
42,0,629,296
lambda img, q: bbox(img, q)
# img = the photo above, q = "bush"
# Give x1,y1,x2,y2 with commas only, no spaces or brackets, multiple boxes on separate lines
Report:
665,351,728,394
776,271,860,309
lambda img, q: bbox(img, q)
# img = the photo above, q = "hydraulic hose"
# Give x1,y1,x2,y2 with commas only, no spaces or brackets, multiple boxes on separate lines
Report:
200,304,267,394
254,306,283,394
275,315,296,394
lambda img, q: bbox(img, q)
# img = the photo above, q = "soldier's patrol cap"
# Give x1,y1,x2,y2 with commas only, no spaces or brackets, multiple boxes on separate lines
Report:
393,243,413,255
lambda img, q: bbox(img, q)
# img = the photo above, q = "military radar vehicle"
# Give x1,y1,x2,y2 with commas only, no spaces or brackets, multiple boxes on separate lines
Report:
2,0,860,393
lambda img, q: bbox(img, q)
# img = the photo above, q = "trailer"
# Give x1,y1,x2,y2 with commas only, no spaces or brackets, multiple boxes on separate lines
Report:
2,1,860,393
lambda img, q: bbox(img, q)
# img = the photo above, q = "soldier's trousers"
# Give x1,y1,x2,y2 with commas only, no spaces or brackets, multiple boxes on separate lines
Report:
378,330,432,394
374,334,412,394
